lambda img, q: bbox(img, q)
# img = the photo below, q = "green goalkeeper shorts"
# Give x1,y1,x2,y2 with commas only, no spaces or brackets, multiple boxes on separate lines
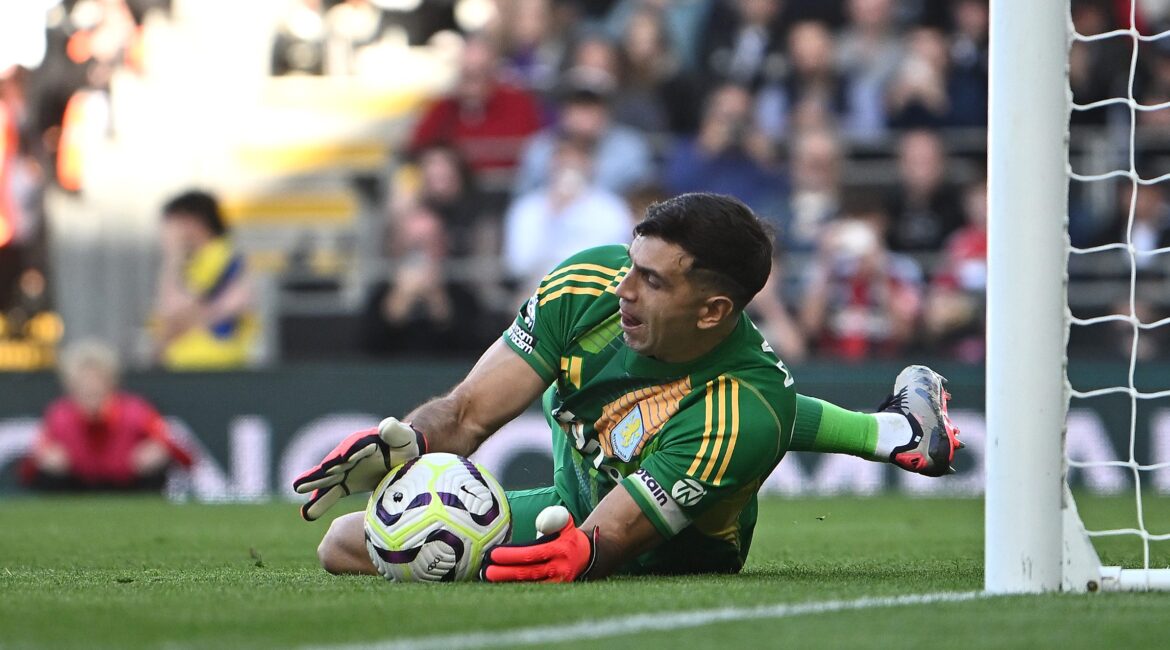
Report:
504,486,579,544
504,486,749,575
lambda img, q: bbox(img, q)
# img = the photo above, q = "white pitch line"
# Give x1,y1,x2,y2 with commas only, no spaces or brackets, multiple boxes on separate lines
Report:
309,590,986,650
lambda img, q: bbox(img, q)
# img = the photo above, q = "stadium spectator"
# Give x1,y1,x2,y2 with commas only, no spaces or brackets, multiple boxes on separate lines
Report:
503,135,632,294
362,143,502,357
1069,0,1126,126
561,31,659,130
662,83,787,218
604,0,713,73
361,202,489,357
748,261,808,363
799,213,923,361
757,20,847,138
836,0,904,140
945,0,989,128
412,143,499,261
780,127,843,250
1111,295,1168,361
1138,0,1170,32
698,0,787,90
1134,44,1170,164
495,0,565,94
563,32,624,95
614,4,704,134
923,178,987,362
612,7,670,132
885,27,952,129
883,129,963,252
1101,181,1170,268
150,190,258,370
407,36,542,187
568,24,699,135
271,0,327,76
512,68,654,197
1092,182,1170,362
1095,185,1170,362
21,339,193,492
0,266,61,370
1140,85,1170,130
4,267,50,333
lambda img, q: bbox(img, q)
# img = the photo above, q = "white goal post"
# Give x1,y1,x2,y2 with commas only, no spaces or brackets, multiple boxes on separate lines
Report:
986,0,1170,593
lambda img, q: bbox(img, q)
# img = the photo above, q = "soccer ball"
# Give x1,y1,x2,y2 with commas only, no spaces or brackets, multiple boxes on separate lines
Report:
363,452,511,582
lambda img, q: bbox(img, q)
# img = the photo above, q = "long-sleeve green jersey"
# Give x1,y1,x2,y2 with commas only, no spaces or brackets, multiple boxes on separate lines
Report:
503,244,797,572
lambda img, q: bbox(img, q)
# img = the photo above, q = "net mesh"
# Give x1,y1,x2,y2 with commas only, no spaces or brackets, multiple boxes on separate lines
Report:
1067,1,1170,575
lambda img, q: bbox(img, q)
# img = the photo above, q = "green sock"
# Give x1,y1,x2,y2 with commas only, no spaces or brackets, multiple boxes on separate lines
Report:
791,394,881,460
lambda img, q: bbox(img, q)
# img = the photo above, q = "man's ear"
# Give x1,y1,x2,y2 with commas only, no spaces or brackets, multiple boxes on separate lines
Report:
696,295,736,331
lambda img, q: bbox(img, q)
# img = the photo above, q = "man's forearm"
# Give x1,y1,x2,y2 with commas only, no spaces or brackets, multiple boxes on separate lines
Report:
577,485,663,580
401,340,548,458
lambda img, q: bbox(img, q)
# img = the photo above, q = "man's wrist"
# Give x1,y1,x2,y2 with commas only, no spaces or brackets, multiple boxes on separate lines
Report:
407,422,428,455
575,526,600,581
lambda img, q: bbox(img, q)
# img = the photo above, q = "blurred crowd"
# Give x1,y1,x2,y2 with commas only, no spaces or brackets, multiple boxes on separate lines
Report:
345,0,1003,366
1,0,169,369
2,0,1170,371
348,0,1170,365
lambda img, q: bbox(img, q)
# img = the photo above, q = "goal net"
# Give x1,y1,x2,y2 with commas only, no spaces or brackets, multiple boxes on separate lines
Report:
986,0,1170,593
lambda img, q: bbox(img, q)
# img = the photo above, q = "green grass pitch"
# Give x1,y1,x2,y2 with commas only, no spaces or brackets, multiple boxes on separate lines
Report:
1,494,1167,649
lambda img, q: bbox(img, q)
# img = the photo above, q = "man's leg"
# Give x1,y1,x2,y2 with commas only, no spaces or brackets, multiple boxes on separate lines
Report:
789,366,962,476
790,395,885,458
504,486,577,543
318,512,378,575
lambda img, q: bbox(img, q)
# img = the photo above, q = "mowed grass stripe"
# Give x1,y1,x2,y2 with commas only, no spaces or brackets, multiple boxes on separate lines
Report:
313,591,985,650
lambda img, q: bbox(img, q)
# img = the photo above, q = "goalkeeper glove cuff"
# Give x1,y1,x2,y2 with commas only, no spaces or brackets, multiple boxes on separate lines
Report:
480,507,597,583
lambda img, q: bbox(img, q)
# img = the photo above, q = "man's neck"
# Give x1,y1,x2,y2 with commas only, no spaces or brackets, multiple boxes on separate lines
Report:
654,315,740,364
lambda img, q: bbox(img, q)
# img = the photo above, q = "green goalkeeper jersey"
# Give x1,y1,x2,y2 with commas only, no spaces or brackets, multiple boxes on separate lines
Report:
503,244,797,573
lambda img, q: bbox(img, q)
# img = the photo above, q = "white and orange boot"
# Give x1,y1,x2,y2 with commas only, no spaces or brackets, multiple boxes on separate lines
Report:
880,365,964,477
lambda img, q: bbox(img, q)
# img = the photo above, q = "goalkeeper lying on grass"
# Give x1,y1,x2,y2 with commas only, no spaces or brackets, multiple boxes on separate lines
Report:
295,193,962,582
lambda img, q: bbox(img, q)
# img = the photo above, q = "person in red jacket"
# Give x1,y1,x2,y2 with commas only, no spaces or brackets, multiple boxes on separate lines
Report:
22,339,193,491
407,35,541,185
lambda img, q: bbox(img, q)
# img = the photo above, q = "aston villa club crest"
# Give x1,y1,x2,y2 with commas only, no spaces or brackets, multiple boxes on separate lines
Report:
610,407,645,462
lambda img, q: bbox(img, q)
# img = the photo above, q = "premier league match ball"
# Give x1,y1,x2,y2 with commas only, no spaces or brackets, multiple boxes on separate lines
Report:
363,453,511,582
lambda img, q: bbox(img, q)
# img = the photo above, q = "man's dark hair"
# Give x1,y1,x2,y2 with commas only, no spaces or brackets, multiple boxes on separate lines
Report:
558,66,615,108
162,190,227,237
633,193,773,312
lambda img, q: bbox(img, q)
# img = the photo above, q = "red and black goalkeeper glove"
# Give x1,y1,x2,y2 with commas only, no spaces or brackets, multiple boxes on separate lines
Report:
292,417,427,521
480,506,598,583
